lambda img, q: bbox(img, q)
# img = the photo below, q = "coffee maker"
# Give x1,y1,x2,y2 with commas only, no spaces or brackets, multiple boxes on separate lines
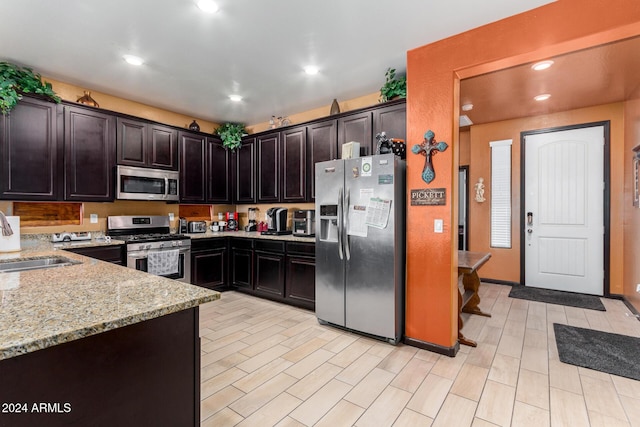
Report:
263,207,291,235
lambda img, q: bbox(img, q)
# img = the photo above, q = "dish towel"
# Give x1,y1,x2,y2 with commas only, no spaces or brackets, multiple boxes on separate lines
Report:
147,250,179,276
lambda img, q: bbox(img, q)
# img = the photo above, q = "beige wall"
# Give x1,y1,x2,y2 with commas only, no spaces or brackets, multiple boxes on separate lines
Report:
467,102,625,294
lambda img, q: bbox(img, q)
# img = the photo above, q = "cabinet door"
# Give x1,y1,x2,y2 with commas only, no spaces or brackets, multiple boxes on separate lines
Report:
231,248,253,289
372,101,406,146
306,119,337,201
179,131,206,203
64,106,115,202
192,248,227,290
254,251,285,298
234,137,256,203
149,124,178,170
257,132,280,202
206,137,231,204
281,126,306,202
337,111,372,157
0,97,62,200
286,255,315,310
116,117,147,167
67,245,124,265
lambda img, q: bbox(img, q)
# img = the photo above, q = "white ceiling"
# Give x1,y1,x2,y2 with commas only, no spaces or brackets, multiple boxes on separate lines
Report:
1,0,553,126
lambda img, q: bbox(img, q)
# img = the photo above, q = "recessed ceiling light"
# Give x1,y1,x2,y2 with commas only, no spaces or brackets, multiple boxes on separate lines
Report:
461,103,473,111
534,94,551,101
197,0,219,13
229,95,243,102
531,60,554,71
304,66,319,75
123,55,144,66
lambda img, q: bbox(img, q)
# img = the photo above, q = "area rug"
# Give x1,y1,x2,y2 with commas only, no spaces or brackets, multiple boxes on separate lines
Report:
554,323,640,381
508,285,605,311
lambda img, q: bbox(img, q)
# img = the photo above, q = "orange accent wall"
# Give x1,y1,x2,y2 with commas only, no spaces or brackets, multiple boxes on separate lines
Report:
467,103,625,293
406,0,640,351
624,99,640,309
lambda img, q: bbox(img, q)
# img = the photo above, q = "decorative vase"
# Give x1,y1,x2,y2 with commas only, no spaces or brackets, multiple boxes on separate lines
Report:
77,91,99,108
189,120,200,132
330,99,340,115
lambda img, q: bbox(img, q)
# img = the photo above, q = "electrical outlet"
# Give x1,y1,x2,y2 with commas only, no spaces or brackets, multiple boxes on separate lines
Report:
434,219,443,233
90,214,98,224
636,284,640,293
168,213,175,221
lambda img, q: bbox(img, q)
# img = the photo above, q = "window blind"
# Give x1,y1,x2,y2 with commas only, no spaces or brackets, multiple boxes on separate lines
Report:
490,139,512,248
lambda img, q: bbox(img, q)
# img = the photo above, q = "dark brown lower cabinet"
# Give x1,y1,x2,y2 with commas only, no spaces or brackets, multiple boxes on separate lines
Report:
230,238,253,290
285,241,316,310
65,245,124,265
191,238,228,291
230,238,315,309
254,240,286,299
0,308,201,427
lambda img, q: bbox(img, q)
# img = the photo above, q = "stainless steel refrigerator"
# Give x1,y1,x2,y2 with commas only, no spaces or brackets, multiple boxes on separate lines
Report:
315,153,405,344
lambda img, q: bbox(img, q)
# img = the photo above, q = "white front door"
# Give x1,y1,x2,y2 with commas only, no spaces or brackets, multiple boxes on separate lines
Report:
524,125,605,295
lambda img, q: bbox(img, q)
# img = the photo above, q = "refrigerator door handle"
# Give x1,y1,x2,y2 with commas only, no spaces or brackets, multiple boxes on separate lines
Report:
337,187,344,260
344,187,351,260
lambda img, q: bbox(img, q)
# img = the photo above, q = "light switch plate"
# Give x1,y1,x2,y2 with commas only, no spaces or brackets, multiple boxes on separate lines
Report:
434,219,443,233
90,214,98,224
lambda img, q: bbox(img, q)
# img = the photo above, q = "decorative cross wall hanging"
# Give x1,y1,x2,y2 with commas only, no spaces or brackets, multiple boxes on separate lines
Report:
412,130,448,184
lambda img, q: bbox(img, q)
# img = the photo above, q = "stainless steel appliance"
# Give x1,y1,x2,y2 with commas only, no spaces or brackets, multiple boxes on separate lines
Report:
187,221,207,233
263,207,291,235
226,212,238,231
178,217,188,234
116,165,179,201
293,210,315,237
315,153,405,344
107,215,191,283
245,208,258,231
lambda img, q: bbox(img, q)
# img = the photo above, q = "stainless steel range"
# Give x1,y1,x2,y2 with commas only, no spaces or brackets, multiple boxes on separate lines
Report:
107,215,191,283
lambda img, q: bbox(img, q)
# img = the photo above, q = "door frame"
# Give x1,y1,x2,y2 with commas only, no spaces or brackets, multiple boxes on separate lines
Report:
458,165,470,251
519,121,611,295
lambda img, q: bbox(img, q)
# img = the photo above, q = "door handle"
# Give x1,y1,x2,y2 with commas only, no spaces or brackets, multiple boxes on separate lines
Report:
337,188,344,260
527,212,533,225
344,188,351,261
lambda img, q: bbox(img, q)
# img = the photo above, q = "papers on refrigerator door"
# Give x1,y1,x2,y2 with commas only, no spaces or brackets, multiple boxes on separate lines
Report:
365,197,391,229
348,205,368,237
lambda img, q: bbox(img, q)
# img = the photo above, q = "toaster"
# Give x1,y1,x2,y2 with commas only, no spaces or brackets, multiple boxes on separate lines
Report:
187,221,207,233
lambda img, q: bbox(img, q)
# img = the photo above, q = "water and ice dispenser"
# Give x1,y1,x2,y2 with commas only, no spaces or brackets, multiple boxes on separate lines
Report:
319,204,339,242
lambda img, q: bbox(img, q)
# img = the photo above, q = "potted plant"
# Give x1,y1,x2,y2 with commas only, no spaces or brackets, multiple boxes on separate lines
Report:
0,61,61,115
379,67,407,102
214,122,247,151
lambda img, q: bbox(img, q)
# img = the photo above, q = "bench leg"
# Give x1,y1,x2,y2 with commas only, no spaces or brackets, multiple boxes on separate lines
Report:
461,271,492,317
458,278,477,347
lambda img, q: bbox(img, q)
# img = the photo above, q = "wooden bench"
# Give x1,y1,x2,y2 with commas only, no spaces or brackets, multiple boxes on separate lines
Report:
457,250,492,347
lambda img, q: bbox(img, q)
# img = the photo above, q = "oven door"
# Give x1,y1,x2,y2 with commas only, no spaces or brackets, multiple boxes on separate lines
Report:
127,247,191,283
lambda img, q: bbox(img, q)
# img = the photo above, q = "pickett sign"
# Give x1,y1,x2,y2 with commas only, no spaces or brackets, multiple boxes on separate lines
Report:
410,188,446,206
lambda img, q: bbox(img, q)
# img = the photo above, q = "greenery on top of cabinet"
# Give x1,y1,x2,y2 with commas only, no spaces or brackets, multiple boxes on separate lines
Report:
0,62,61,115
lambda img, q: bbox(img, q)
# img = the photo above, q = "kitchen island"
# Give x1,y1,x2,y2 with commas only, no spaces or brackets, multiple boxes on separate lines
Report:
0,241,219,427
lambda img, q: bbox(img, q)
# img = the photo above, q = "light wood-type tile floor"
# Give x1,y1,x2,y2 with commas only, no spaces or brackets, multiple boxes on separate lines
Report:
198,284,640,426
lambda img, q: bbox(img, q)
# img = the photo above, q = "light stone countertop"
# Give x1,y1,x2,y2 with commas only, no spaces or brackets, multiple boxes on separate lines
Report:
0,238,220,361
186,230,316,243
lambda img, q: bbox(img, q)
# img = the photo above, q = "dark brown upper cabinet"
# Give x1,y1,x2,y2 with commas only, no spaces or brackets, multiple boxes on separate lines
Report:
117,117,178,170
256,132,280,203
64,105,116,202
373,102,407,145
206,137,232,204
281,126,306,202
234,137,256,203
0,96,63,200
337,111,373,158
306,119,337,201
178,131,206,203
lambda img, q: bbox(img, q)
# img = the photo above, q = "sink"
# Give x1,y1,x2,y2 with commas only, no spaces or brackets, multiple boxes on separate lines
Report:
0,256,82,273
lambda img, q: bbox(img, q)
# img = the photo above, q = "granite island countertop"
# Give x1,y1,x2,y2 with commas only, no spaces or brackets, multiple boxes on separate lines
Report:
0,240,219,361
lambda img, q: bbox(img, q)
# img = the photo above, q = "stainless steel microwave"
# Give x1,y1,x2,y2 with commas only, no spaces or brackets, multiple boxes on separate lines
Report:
116,165,179,201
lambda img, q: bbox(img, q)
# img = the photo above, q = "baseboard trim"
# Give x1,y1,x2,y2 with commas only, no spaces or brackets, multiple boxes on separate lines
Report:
479,278,520,286
404,336,459,357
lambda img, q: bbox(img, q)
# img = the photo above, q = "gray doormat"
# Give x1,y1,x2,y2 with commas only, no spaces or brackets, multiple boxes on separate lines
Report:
554,323,640,381
509,285,605,311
